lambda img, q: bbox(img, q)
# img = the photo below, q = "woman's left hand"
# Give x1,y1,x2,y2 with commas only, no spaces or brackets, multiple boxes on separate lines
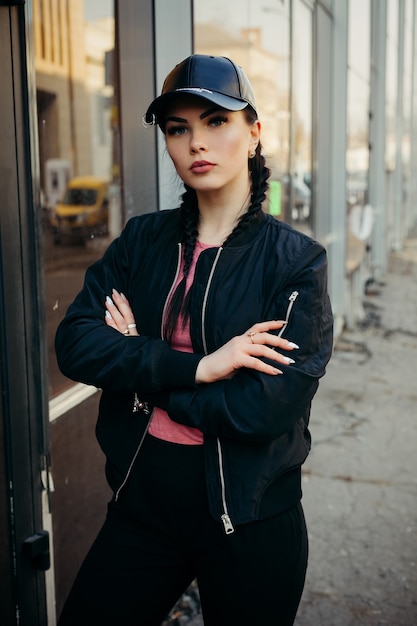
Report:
195,320,297,383
104,289,139,336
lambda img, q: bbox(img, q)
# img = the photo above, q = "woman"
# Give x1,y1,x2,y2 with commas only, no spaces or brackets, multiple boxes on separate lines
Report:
56,54,333,625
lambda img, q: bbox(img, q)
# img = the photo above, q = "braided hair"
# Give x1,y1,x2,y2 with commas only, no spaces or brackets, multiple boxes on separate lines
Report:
163,107,271,342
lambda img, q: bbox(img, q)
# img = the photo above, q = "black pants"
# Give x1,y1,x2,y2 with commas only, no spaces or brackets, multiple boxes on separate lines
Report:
58,435,308,626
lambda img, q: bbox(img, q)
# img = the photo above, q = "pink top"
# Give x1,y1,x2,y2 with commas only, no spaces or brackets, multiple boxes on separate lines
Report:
149,241,212,445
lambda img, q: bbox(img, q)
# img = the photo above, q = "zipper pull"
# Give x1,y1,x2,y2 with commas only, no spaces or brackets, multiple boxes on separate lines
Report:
221,514,235,535
289,290,299,301
133,393,140,412
133,393,151,415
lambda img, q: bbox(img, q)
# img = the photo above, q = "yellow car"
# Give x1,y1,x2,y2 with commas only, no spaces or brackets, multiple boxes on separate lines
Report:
51,176,109,243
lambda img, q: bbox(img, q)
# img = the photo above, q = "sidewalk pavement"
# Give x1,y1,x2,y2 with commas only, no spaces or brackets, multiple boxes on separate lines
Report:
296,235,417,625
171,236,417,626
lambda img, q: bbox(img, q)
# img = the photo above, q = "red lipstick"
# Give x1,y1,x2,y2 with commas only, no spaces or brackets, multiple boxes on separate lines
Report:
190,160,215,173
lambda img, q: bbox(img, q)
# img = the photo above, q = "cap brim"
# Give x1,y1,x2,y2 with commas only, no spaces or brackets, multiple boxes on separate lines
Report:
144,89,249,126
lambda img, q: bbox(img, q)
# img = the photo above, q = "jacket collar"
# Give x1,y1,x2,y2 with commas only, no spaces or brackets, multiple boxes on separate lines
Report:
170,207,270,249
224,210,269,248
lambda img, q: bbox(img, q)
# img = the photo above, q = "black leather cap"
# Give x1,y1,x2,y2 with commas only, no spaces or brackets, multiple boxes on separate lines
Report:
144,54,257,126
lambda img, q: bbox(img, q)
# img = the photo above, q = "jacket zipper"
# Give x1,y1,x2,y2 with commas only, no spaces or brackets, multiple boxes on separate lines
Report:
217,439,235,534
114,406,153,501
201,247,223,353
278,291,299,337
200,247,235,534
117,248,183,502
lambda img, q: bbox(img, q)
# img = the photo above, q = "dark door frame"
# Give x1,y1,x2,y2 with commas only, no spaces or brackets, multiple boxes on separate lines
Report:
0,1,50,623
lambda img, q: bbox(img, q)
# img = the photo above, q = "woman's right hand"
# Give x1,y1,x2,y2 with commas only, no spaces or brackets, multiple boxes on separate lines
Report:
195,320,299,384
104,289,139,336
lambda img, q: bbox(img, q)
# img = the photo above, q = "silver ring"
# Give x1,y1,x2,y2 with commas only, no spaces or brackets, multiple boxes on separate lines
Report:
127,323,136,329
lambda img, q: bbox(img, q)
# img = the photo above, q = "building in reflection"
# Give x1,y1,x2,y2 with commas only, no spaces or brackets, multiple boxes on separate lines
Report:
34,0,116,209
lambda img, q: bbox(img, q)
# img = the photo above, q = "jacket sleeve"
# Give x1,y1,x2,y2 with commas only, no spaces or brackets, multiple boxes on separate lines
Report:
155,246,334,443
55,218,202,394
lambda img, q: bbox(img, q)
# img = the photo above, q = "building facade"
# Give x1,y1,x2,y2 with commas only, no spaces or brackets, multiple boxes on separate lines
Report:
0,0,416,623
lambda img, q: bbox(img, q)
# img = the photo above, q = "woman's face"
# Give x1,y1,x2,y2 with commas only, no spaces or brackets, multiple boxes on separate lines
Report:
164,96,260,196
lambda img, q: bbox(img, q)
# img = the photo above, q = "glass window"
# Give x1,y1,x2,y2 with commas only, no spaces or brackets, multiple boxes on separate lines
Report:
35,0,121,399
384,0,399,236
385,0,399,174
346,0,371,212
290,0,313,229
193,0,291,221
34,1,121,616
402,0,413,219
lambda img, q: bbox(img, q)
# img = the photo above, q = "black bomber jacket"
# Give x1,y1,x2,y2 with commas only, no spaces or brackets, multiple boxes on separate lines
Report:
55,209,333,534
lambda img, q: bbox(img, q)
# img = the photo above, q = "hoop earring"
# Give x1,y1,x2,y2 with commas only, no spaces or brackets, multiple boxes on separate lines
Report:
142,113,156,128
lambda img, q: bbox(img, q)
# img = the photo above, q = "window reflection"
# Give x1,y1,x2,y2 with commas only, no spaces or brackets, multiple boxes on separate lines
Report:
290,0,312,228
402,0,413,222
193,0,315,231
346,0,371,212
194,0,291,221
385,0,399,175
34,0,120,397
50,176,110,244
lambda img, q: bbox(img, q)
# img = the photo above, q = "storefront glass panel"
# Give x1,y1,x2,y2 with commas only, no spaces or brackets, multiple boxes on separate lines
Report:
193,0,291,221
346,0,371,213
402,0,413,229
291,0,313,229
385,0,399,240
36,0,120,400
34,0,119,617
385,0,398,172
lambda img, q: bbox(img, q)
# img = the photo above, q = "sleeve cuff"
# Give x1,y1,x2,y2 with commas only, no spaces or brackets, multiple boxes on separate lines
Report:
157,349,203,389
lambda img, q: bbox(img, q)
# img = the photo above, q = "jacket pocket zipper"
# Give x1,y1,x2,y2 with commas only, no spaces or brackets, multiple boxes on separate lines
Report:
278,291,299,337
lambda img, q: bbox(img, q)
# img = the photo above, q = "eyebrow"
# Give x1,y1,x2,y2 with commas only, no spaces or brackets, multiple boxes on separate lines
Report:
165,107,224,124
201,107,223,119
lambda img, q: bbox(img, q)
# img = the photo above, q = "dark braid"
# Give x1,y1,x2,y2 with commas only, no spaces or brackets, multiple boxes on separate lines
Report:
223,143,270,247
163,106,271,342
163,185,199,341
223,106,270,245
